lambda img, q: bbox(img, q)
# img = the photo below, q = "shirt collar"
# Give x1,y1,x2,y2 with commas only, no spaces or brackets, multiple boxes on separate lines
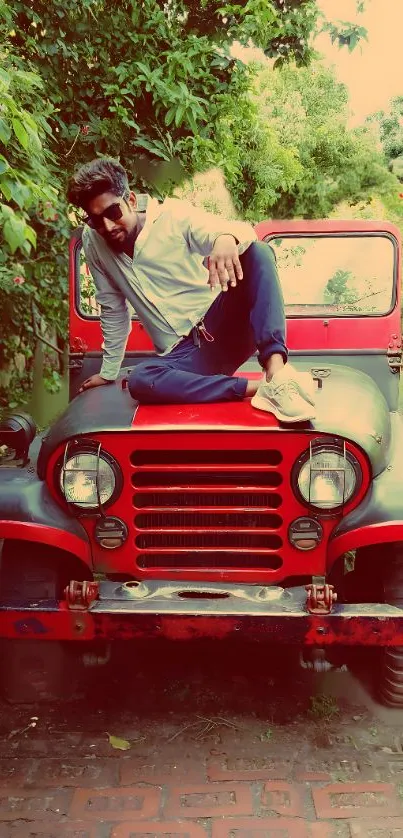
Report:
133,195,163,257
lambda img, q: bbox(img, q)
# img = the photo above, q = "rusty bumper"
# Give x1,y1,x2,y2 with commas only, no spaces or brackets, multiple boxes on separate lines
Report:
1,581,403,644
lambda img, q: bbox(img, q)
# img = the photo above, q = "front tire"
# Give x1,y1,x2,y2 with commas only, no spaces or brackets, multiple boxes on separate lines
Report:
379,548,403,707
0,540,91,703
343,544,403,707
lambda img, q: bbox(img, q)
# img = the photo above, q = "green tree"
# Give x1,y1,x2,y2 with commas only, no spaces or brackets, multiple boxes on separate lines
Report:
8,0,321,186
0,0,69,408
244,62,394,219
370,97,403,182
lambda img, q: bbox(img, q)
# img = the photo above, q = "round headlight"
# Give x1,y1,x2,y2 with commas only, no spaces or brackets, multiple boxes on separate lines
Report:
60,451,120,509
295,447,360,511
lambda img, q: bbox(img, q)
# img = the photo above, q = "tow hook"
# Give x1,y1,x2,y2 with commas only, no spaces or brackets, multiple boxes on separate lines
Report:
305,583,337,615
65,580,99,610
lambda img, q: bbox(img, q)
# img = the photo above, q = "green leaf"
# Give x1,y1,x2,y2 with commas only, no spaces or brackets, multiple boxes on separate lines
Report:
0,157,9,175
0,119,11,145
25,225,37,247
3,217,27,254
135,137,170,160
12,119,29,150
2,178,30,209
107,734,131,751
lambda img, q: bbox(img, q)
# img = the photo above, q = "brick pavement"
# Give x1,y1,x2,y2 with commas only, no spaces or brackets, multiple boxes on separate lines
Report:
2,641,403,837
0,752,403,836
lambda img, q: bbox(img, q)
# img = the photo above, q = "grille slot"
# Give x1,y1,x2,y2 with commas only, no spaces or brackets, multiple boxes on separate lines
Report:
133,470,282,487
136,532,282,549
131,449,282,466
136,512,282,529
134,491,282,509
138,553,283,569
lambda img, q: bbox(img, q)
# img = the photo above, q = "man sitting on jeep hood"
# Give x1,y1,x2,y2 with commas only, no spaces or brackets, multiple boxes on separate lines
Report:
67,158,315,422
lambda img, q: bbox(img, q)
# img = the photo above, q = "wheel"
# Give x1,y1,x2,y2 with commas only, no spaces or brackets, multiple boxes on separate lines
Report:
0,540,91,703
342,544,403,707
379,546,403,707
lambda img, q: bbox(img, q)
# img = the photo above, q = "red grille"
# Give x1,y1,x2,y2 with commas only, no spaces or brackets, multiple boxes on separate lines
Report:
132,449,284,573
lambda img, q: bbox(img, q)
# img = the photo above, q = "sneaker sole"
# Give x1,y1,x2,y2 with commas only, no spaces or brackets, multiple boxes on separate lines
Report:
251,394,316,423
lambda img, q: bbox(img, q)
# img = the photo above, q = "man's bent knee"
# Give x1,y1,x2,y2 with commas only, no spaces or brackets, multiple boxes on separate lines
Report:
127,362,166,401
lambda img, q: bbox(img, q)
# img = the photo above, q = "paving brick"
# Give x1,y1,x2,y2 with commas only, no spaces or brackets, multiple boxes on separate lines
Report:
261,782,306,818
211,817,315,837
0,823,98,838
29,759,119,788
308,827,334,838
207,757,291,782
165,784,253,818
0,789,71,821
294,773,332,784
349,819,403,836
70,787,161,821
0,760,35,787
120,759,205,786
112,822,209,838
313,783,402,819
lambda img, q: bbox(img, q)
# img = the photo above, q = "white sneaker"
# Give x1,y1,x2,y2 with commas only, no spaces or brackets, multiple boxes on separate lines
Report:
251,365,316,423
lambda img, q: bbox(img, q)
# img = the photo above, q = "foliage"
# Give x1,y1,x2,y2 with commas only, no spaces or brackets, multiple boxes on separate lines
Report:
239,62,396,220
369,97,403,181
0,4,69,408
8,0,321,188
320,19,367,52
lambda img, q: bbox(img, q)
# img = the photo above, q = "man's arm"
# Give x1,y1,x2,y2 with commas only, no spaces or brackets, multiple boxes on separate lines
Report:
82,243,131,386
167,199,258,290
167,199,256,254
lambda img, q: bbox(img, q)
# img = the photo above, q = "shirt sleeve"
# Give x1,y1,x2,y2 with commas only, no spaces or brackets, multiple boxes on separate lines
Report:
166,199,257,257
83,237,131,381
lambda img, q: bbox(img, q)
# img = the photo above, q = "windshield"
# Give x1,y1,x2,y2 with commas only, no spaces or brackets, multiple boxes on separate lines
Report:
269,234,395,316
77,233,396,319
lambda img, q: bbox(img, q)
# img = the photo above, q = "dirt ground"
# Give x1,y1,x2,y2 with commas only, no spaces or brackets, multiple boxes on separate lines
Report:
1,639,403,836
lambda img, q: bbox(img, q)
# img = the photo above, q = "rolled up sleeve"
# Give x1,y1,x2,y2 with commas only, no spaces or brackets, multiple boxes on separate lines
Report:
167,199,257,257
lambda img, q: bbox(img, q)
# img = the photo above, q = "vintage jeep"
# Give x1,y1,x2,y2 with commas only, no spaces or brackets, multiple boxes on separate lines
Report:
1,217,403,705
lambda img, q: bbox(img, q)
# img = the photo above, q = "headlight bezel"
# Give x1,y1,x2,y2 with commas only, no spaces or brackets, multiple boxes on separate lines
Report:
292,440,362,514
56,439,123,513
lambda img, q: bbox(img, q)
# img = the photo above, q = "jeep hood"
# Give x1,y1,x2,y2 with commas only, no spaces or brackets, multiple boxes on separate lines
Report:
37,365,390,480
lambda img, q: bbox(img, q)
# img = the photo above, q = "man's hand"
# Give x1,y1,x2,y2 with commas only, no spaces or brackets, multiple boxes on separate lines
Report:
78,374,113,394
208,234,243,292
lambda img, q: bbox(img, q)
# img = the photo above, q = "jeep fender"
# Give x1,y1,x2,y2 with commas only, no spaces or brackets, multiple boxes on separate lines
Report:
328,413,403,566
0,469,91,568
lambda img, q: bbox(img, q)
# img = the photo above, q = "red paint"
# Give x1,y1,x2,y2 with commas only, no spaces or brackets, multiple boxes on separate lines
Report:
133,401,281,430
44,431,370,583
3,609,403,644
327,521,403,565
0,521,91,566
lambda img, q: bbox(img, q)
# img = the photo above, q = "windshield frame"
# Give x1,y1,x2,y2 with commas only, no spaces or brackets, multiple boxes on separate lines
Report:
265,231,398,320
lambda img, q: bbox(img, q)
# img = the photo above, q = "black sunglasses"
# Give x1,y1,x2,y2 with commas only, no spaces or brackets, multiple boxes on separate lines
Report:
84,192,129,230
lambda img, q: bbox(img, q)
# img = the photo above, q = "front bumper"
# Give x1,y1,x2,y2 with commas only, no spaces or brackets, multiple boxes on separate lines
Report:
1,581,403,644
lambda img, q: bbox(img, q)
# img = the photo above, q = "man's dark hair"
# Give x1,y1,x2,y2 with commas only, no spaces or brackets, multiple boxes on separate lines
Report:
67,158,130,210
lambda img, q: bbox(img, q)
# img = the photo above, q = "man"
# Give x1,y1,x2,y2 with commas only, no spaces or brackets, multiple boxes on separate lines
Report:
67,158,315,421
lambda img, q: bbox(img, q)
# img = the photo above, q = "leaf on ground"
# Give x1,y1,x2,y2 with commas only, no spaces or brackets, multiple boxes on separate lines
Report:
107,733,131,751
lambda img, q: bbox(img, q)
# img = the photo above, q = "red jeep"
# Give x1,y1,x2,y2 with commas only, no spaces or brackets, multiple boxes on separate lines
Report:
1,218,403,705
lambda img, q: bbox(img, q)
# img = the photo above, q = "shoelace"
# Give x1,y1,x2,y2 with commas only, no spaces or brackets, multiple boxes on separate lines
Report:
270,381,299,397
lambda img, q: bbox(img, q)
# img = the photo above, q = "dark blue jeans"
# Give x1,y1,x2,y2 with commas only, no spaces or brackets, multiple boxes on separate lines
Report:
128,241,286,404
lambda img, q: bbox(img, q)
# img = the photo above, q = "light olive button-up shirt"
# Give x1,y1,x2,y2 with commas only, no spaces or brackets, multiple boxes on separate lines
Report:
82,196,257,380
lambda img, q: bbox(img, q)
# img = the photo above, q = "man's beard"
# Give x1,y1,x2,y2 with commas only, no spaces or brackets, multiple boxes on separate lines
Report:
105,230,126,252
105,227,136,253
